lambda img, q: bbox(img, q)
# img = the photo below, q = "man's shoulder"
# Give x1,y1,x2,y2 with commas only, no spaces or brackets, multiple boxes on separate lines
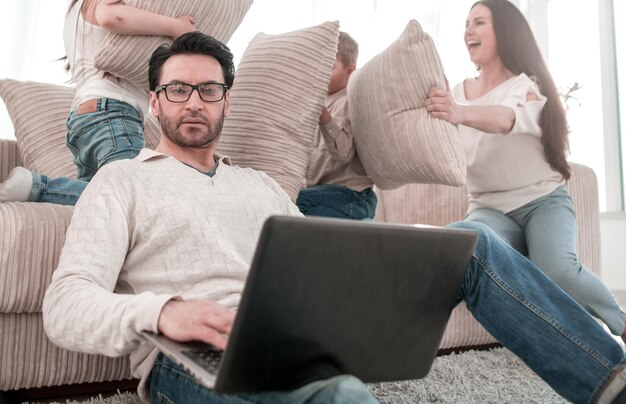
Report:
96,156,141,177
224,164,286,193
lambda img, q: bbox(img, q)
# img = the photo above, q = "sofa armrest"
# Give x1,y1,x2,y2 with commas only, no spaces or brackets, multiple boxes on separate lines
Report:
0,139,21,182
567,163,602,276
0,202,73,314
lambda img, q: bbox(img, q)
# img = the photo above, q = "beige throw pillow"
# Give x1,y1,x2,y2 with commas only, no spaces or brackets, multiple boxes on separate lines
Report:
0,79,160,180
94,0,253,90
218,21,340,201
0,79,76,178
348,19,466,189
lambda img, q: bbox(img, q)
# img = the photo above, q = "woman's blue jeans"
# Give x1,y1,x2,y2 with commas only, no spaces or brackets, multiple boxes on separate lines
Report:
29,98,144,205
466,186,625,335
296,185,377,220
149,354,379,404
149,221,626,404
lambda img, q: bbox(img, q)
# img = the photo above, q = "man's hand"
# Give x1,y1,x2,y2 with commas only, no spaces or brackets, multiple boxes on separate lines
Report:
157,299,234,350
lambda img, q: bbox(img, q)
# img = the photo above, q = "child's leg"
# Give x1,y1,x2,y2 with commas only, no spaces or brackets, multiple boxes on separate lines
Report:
296,185,376,220
67,99,144,182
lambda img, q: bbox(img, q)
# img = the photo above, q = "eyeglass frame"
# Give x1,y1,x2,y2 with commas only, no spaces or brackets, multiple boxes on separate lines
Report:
154,82,229,103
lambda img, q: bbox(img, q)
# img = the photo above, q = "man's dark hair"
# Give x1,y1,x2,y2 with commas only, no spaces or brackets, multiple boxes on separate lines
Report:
148,31,236,91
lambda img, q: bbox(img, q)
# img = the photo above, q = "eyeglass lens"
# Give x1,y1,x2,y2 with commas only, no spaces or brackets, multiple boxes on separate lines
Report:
165,83,225,102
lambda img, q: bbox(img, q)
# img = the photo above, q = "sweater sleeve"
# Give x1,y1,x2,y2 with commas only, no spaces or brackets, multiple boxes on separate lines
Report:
502,74,547,137
319,99,355,163
42,171,175,357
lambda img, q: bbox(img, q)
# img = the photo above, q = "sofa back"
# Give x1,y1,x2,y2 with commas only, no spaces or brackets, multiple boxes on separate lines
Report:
374,162,602,275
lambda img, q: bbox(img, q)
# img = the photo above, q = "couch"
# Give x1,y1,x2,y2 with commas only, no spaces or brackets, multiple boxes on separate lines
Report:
0,133,602,398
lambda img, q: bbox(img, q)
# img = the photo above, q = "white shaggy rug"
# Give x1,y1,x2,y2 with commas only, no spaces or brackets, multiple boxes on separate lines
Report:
35,348,570,404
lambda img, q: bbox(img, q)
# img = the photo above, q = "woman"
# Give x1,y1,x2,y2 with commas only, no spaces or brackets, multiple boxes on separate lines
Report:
0,0,195,205
426,0,626,341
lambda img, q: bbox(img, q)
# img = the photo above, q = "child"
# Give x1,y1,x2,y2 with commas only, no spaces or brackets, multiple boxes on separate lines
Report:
0,0,196,205
296,31,376,220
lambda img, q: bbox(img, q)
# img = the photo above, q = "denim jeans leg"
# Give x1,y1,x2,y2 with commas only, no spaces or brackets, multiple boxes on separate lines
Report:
465,207,527,254
509,186,625,335
66,98,144,182
447,221,626,403
30,99,144,205
149,354,378,404
29,172,88,205
296,185,377,220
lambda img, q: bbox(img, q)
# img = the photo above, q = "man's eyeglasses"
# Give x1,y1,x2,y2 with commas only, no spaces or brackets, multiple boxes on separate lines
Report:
154,82,229,103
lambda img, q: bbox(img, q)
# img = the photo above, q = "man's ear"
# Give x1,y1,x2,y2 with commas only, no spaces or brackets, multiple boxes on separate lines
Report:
223,91,231,118
149,91,160,119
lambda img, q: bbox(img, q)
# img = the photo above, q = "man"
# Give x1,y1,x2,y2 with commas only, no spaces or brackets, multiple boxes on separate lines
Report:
43,32,626,404
296,31,377,220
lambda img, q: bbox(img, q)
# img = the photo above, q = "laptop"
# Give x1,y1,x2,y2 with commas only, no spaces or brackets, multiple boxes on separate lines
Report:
143,215,477,394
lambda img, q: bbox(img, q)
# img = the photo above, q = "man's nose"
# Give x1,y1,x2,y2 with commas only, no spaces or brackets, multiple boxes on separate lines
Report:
185,89,204,109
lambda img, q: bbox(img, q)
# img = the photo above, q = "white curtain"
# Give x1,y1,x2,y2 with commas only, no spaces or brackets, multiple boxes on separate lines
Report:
0,0,69,140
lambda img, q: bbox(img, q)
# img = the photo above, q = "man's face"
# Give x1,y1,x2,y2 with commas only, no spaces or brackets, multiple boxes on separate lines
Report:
327,56,355,96
150,54,231,149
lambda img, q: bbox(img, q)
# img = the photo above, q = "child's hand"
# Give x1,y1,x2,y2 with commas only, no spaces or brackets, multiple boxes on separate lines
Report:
170,15,196,40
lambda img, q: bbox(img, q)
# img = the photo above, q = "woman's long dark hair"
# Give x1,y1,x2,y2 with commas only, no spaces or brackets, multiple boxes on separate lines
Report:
473,0,571,180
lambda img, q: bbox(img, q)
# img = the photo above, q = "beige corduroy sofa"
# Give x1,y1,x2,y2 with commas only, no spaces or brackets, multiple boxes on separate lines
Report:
0,137,601,398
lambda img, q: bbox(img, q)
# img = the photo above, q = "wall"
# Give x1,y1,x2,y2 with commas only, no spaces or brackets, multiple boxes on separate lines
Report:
601,213,626,303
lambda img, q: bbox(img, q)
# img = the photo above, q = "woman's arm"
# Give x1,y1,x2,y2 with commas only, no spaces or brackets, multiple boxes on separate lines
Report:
426,87,515,135
95,0,196,40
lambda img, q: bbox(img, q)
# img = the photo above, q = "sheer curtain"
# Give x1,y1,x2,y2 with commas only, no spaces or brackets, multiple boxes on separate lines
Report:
0,0,69,140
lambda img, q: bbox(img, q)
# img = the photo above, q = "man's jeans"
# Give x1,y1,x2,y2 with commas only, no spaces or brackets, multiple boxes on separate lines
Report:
449,221,625,403
149,221,626,404
149,354,379,403
466,185,625,335
30,99,144,205
296,185,377,220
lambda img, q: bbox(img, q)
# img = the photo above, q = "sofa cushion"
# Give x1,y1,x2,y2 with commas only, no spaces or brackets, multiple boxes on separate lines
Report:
0,80,161,179
94,0,253,90
218,21,339,201
348,19,466,189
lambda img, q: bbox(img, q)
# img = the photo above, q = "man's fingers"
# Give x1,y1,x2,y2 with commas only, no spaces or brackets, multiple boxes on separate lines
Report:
157,299,235,347
192,326,230,350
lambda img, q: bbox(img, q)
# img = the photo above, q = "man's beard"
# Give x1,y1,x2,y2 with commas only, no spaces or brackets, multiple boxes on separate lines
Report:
158,107,225,148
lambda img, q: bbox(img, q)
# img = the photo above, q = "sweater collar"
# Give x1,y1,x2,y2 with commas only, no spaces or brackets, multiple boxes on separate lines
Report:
136,148,232,166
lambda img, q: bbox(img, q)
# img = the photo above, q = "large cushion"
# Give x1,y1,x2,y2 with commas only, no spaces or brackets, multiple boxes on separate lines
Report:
0,79,161,179
0,80,76,179
94,0,253,90
218,21,339,201
348,19,466,189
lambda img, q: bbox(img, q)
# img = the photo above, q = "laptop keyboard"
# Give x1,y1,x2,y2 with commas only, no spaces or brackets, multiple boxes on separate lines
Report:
181,347,224,375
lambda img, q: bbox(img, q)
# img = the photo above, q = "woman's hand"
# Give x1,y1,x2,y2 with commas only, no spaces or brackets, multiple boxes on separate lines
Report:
425,87,464,125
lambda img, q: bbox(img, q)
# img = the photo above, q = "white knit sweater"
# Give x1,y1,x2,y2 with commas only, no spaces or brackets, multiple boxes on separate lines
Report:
453,73,564,214
42,148,302,400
